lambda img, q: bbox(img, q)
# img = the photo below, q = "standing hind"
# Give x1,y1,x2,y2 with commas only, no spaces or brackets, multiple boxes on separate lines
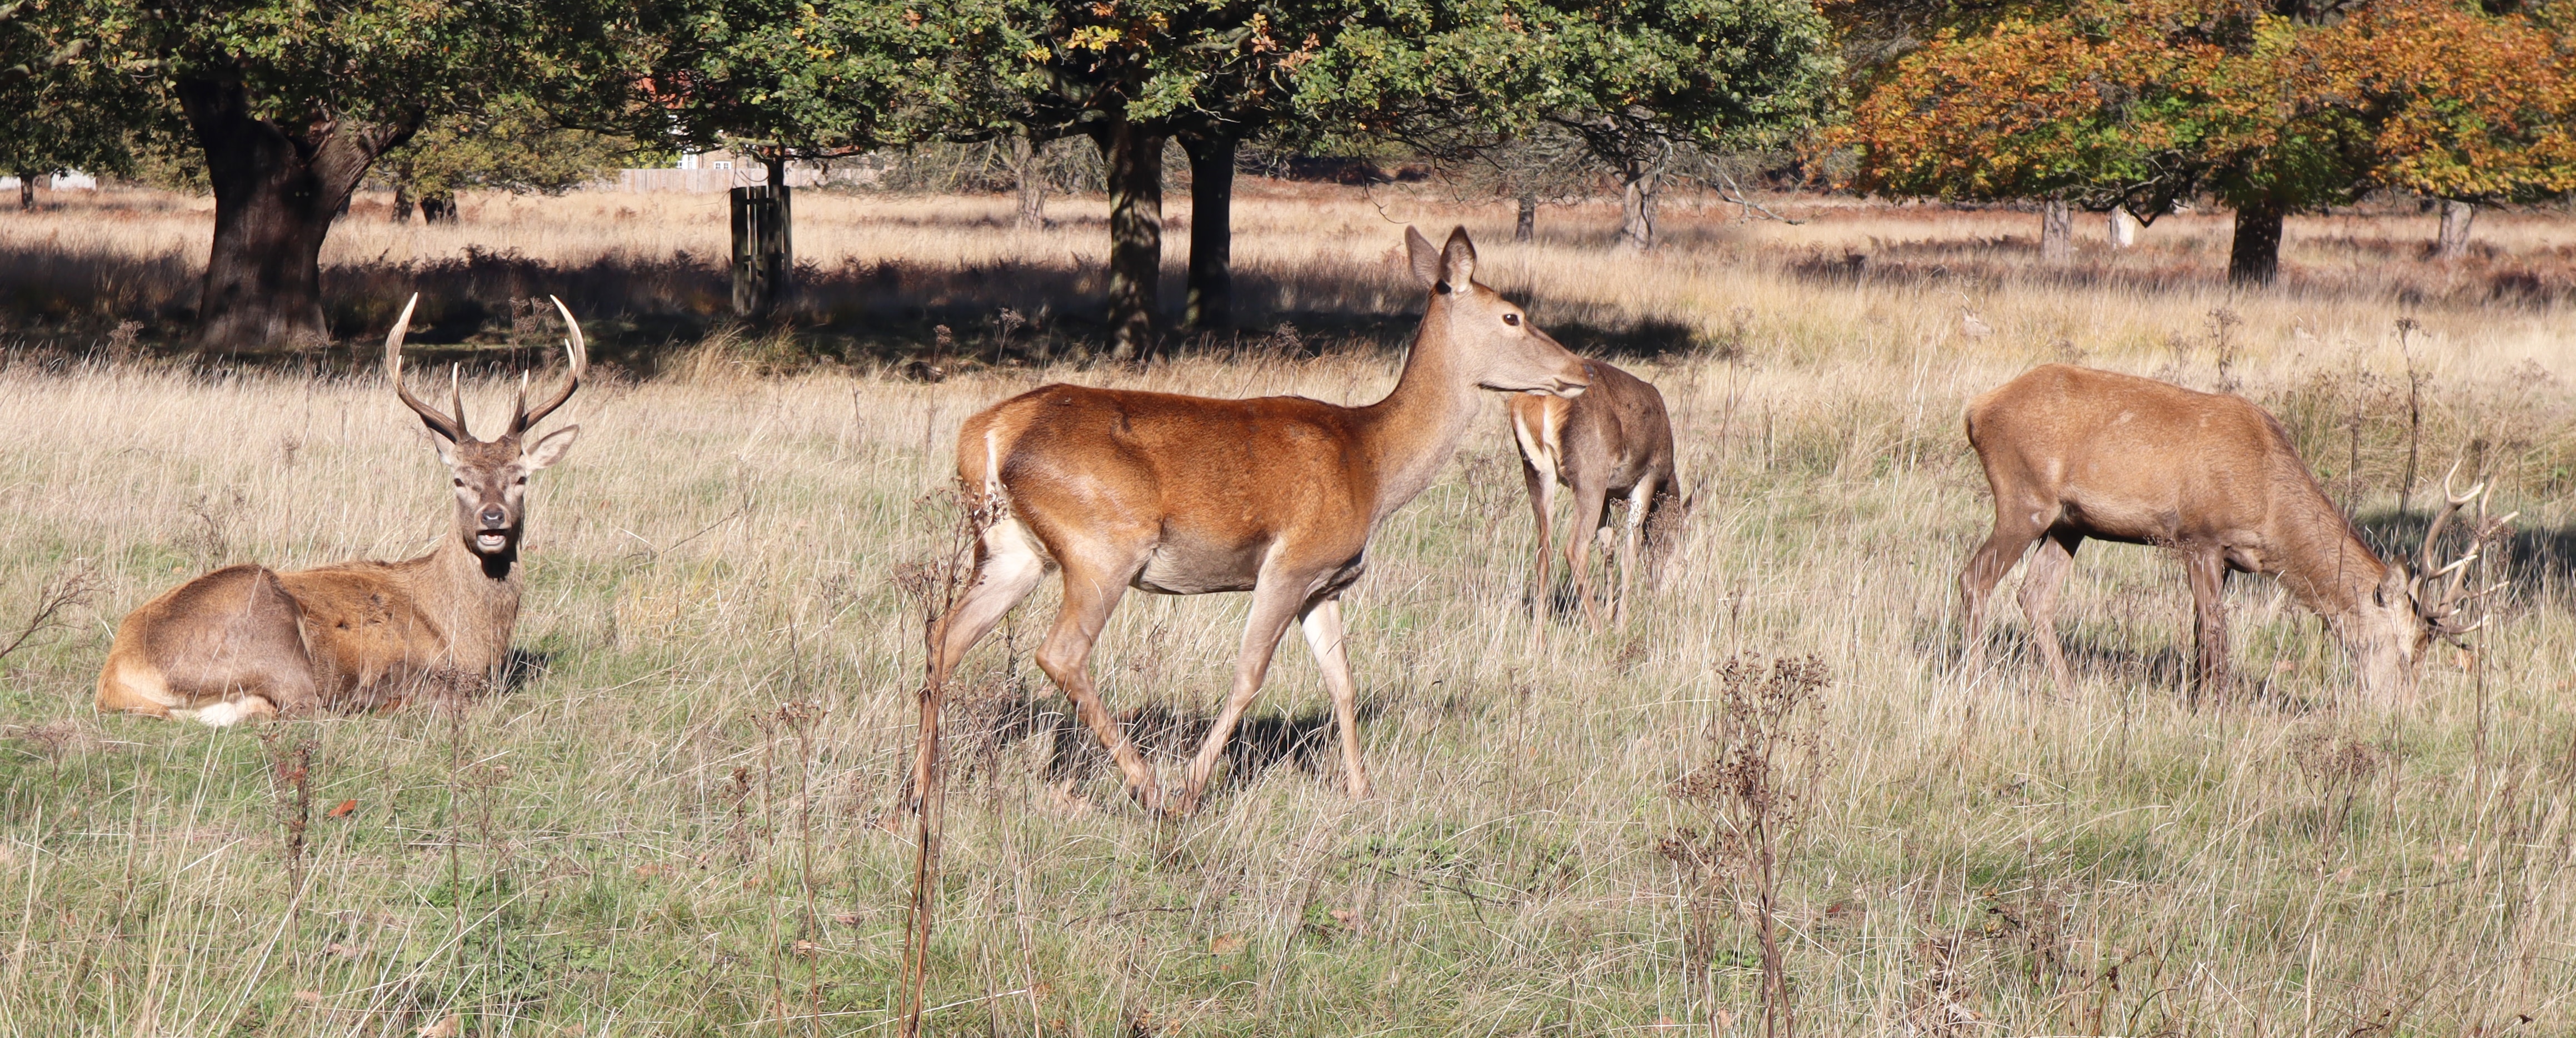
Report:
916,227,1591,815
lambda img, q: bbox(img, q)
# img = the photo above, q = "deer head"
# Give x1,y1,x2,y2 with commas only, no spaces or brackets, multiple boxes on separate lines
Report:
2352,463,2515,691
1406,226,1589,398
385,294,585,560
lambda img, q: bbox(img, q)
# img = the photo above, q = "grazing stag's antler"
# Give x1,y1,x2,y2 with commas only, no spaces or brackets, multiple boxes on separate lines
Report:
385,294,468,443
507,296,587,438
2415,462,2519,644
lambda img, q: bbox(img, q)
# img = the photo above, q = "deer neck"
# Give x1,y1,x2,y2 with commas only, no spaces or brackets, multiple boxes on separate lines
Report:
2270,513,2389,621
1355,306,1483,521
425,520,525,670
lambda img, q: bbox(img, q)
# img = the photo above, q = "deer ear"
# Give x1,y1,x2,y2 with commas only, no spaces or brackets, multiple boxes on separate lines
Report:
1441,227,1477,288
1405,226,1442,289
520,425,580,470
419,425,460,467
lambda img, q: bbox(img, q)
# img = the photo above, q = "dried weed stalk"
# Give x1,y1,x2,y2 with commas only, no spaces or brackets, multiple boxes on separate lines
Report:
259,727,317,899
0,562,101,667
892,482,1005,1038
1661,654,1834,1038
2294,728,2387,871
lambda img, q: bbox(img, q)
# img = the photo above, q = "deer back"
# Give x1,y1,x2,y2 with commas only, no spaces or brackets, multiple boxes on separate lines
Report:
1509,358,1677,493
1965,365,2353,553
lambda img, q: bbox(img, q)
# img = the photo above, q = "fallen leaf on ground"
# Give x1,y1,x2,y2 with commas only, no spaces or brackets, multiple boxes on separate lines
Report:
1209,934,1245,955
328,799,358,818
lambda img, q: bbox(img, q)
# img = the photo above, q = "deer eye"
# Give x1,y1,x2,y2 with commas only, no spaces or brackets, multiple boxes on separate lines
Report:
452,478,464,487
514,475,527,486
1502,313,1521,327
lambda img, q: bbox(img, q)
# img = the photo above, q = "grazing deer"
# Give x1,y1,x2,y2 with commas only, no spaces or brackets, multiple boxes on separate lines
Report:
96,295,584,725
918,227,1589,815
1508,357,1679,638
1959,364,2504,696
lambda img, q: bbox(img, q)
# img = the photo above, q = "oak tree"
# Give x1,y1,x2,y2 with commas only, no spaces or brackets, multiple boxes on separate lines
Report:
1835,0,2576,283
23,0,633,350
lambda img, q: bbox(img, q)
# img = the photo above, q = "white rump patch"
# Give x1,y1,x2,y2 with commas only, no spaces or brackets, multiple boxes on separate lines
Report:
184,701,259,727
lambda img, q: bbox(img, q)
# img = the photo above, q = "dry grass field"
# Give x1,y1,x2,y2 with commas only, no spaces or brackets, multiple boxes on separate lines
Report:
2,181,2574,1036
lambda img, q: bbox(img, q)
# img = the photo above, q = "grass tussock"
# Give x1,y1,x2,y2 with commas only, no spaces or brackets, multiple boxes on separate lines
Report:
0,183,2573,1035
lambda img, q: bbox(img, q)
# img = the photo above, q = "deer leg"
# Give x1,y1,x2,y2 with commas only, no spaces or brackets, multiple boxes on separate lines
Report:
1611,476,1655,626
1034,558,1161,811
910,518,1048,814
1177,574,1314,815
2185,549,2231,702
1566,479,1613,632
1959,515,2044,677
2017,531,2083,688
1299,596,1372,800
1521,452,1555,645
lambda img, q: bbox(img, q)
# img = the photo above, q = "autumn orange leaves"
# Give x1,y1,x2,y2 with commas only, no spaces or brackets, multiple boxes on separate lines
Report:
1829,0,2576,282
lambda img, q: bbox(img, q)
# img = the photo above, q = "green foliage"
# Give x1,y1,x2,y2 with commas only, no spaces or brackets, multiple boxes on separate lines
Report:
378,97,646,202
39,0,632,131
0,0,144,182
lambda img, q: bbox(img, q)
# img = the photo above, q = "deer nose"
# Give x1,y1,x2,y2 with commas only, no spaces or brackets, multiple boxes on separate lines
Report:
479,506,507,528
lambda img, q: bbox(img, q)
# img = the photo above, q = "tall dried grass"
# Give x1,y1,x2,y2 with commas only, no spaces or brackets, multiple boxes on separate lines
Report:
0,182,2572,1035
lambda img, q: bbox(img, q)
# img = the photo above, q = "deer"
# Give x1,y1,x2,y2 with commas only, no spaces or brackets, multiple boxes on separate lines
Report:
94,295,585,725
1958,364,2508,697
916,226,1590,816
1508,357,1680,640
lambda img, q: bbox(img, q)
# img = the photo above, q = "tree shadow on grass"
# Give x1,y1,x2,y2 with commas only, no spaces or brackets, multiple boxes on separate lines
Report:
2354,508,2576,600
0,241,1713,372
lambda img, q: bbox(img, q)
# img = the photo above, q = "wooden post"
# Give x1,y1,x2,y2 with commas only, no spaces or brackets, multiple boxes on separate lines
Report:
2108,207,2138,249
731,181,792,317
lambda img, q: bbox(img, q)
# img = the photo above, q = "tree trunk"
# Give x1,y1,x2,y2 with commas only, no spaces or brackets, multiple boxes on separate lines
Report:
1010,135,1046,231
1179,132,1236,332
15,173,31,212
1092,117,1166,361
391,184,414,223
2039,198,2073,262
1515,193,1536,242
2108,207,2137,248
2226,198,2286,286
178,76,413,352
2435,199,2475,259
420,192,457,223
1615,163,1662,253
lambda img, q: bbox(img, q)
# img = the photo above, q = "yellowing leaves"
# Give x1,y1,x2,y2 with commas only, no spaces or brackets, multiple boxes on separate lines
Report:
1067,25,1122,52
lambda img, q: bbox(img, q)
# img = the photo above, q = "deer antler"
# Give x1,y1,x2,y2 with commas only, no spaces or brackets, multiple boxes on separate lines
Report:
506,296,587,438
2415,461,2517,641
385,293,469,443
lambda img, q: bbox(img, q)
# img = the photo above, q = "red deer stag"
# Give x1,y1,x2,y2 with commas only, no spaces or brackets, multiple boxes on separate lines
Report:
1509,357,1679,640
918,227,1589,815
96,295,585,724
1959,365,2505,696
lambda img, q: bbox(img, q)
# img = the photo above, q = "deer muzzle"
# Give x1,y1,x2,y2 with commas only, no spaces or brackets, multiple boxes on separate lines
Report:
476,506,511,551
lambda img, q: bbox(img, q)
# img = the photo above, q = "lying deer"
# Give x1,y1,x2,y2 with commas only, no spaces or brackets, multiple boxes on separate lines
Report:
918,227,1590,814
1508,357,1679,639
1959,364,2505,695
96,296,584,724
